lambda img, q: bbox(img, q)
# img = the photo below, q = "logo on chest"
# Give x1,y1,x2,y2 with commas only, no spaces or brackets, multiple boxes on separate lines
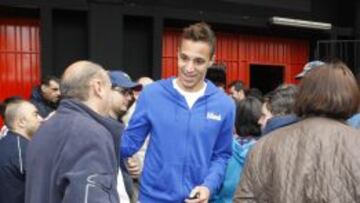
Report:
206,112,222,121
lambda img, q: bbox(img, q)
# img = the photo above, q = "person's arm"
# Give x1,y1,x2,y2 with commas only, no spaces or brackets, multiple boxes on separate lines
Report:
121,91,151,158
202,104,235,196
127,136,149,177
59,130,119,203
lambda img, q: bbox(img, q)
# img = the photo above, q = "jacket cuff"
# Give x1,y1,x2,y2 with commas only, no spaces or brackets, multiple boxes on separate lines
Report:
202,181,216,196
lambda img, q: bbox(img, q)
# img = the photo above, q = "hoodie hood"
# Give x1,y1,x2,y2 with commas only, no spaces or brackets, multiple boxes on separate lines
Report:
158,77,220,108
232,138,256,163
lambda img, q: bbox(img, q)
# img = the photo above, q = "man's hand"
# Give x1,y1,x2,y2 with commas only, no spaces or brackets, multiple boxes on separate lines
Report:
126,157,141,179
185,186,210,203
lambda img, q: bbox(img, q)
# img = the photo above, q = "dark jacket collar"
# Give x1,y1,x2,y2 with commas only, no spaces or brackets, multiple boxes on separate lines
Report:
262,115,298,135
58,99,122,166
31,87,58,108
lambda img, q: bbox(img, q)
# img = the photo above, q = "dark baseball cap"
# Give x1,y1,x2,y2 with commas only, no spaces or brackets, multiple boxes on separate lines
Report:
109,71,142,90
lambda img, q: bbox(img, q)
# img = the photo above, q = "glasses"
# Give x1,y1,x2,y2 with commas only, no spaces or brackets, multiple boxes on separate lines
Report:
112,86,133,97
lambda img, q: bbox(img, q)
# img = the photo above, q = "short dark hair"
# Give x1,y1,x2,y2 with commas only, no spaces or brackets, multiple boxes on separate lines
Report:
235,97,262,137
0,96,23,119
181,22,216,57
266,84,298,116
41,75,60,86
4,99,27,129
246,88,263,102
295,61,360,120
206,64,226,87
228,80,245,92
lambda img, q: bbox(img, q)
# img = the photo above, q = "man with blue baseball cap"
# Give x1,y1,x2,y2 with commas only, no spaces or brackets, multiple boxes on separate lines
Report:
108,70,142,203
109,71,142,112
110,71,142,90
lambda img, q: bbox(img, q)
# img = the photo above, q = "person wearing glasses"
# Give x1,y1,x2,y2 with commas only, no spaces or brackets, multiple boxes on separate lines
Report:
108,70,143,203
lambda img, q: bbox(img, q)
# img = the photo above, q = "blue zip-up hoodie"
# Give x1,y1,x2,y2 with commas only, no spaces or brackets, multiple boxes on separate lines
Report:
121,78,235,203
211,137,256,203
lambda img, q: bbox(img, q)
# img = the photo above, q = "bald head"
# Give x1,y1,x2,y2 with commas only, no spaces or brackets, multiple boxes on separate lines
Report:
61,60,112,116
61,60,109,101
5,100,42,139
137,77,154,87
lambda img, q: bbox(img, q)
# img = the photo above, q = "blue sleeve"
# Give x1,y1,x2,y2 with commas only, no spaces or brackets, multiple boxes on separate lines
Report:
121,91,151,158
202,102,235,195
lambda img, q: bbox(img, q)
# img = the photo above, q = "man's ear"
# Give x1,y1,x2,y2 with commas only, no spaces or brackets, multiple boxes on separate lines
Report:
92,79,101,98
92,78,108,100
40,84,47,93
17,116,26,129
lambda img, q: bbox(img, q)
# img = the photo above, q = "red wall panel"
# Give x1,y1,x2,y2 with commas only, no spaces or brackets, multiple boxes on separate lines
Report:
0,18,40,125
0,18,40,101
162,29,309,87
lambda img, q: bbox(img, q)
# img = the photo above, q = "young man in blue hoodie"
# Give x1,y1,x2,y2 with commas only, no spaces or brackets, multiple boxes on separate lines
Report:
121,22,235,203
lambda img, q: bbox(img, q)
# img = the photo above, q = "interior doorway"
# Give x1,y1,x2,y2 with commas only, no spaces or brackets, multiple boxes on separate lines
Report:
250,64,284,95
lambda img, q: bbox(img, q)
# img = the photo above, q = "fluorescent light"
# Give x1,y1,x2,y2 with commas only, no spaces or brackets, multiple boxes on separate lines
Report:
270,17,332,30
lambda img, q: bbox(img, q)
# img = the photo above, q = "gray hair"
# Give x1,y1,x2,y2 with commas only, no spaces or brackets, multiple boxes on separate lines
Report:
61,61,106,101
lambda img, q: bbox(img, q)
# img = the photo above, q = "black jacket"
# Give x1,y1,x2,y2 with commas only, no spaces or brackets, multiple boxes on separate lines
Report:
30,87,58,118
0,131,28,203
25,99,120,203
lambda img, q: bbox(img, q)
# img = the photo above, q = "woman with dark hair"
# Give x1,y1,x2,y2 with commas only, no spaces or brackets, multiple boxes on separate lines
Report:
212,96,261,203
234,61,360,203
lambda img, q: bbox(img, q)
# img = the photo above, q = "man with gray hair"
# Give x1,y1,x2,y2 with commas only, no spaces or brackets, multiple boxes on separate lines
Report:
0,100,42,203
25,60,120,203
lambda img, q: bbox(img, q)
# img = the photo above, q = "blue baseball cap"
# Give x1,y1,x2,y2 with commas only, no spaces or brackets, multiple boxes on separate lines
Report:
295,60,325,79
109,71,142,90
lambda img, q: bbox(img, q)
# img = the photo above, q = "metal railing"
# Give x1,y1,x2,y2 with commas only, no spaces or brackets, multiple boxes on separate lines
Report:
315,40,360,75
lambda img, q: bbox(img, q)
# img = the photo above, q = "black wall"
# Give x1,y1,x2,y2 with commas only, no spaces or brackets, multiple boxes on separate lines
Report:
53,10,88,76
123,16,153,79
0,0,358,78
89,4,123,71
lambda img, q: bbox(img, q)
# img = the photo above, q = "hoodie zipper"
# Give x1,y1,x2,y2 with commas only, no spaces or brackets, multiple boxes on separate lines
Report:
183,109,192,197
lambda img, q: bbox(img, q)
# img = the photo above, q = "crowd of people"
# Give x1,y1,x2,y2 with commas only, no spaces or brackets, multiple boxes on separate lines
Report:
0,22,359,203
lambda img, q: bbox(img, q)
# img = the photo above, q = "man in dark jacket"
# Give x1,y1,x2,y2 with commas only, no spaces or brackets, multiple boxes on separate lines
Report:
25,61,120,203
30,75,61,118
0,100,42,203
